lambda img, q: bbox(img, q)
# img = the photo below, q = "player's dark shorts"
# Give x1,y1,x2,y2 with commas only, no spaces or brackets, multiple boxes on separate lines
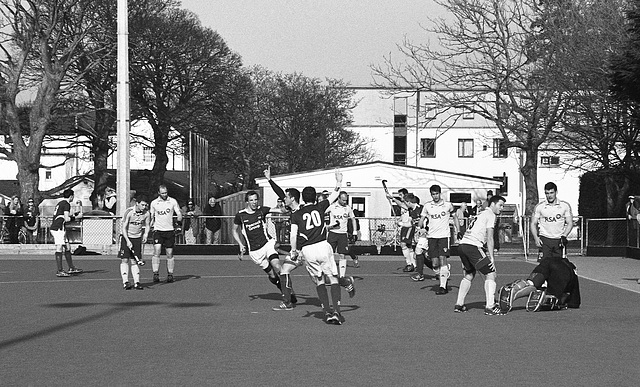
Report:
327,231,349,254
117,235,143,260
153,230,175,248
531,258,581,307
400,226,416,246
428,237,450,258
540,236,563,259
458,243,495,275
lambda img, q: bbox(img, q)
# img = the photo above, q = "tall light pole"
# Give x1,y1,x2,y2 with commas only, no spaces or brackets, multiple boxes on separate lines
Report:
116,0,130,215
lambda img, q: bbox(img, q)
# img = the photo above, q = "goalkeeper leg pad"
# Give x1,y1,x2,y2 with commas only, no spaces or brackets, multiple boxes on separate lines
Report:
499,279,536,313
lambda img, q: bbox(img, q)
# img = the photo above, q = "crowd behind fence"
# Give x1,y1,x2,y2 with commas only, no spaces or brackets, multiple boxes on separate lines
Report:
2,213,638,257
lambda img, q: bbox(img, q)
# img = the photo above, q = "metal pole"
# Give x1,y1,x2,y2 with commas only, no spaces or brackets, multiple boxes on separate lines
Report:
116,0,130,215
415,90,420,167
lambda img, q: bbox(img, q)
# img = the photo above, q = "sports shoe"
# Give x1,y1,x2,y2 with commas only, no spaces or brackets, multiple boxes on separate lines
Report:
526,289,546,312
134,282,144,290
324,312,335,324
56,270,71,277
153,273,160,283
436,287,448,295
124,281,133,290
272,302,294,311
330,311,343,325
402,264,415,272
454,304,468,313
166,274,174,283
345,276,356,298
484,304,505,315
290,293,298,304
68,267,83,274
411,273,425,281
353,258,360,268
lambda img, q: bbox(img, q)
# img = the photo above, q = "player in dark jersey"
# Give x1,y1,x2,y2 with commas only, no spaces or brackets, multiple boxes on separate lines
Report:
290,170,345,324
50,189,83,277
264,167,301,311
233,190,282,291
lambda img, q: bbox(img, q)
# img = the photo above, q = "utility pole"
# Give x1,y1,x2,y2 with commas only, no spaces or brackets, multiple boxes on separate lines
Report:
116,0,130,215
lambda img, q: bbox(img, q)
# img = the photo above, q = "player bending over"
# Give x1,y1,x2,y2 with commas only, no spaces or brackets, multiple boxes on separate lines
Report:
453,195,506,315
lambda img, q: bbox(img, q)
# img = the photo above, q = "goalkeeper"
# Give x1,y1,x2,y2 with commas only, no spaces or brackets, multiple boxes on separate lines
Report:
499,182,581,312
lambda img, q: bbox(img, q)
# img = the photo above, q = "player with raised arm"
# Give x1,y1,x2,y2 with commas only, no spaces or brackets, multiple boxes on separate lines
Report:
388,188,417,272
326,191,357,297
149,185,182,283
118,193,150,290
263,166,300,310
419,185,460,295
453,194,506,315
498,182,581,312
232,190,283,293
50,189,83,277
290,171,344,324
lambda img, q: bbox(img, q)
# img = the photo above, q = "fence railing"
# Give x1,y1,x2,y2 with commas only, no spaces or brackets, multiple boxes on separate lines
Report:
4,214,638,257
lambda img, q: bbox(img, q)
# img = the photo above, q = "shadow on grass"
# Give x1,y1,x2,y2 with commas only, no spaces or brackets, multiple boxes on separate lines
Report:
0,300,214,351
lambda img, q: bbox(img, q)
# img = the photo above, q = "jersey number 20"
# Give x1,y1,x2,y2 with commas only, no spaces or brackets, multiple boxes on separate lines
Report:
303,211,323,230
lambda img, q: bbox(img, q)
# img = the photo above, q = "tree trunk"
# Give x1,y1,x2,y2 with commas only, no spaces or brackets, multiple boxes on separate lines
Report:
521,148,540,216
149,128,170,195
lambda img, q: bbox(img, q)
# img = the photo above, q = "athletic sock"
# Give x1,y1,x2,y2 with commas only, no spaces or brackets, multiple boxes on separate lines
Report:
409,250,416,267
330,283,341,314
151,255,160,272
120,262,129,283
338,258,347,278
64,250,74,268
55,252,63,271
415,253,425,275
456,277,472,306
281,274,292,303
131,264,140,283
402,247,411,265
439,263,450,288
316,283,331,313
166,257,175,274
484,278,497,308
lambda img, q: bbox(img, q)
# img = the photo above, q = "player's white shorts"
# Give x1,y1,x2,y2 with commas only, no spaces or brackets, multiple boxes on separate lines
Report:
50,229,67,245
302,241,338,278
415,236,428,253
249,239,278,270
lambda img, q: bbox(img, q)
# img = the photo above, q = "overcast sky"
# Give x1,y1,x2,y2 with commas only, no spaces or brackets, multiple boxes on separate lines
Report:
179,0,445,86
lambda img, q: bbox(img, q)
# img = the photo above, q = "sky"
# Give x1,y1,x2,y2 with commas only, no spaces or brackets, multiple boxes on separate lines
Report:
179,0,445,86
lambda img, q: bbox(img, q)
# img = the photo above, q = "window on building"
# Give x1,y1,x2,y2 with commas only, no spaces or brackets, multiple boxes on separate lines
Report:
45,169,52,180
394,135,407,164
143,146,155,163
541,156,560,166
493,138,507,158
458,139,474,158
351,197,365,215
450,192,472,204
420,138,436,158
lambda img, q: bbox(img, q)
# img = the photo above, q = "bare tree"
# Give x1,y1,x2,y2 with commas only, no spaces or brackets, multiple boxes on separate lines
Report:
372,0,575,215
0,0,98,203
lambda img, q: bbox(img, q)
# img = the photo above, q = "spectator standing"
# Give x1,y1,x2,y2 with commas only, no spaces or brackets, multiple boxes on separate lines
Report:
204,196,222,244
103,187,117,215
456,202,469,235
23,198,40,244
270,198,289,244
5,196,23,244
469,199,484,216
181,199,202,244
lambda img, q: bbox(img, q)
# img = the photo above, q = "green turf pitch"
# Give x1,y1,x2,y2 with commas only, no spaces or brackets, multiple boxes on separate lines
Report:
0,258,639,386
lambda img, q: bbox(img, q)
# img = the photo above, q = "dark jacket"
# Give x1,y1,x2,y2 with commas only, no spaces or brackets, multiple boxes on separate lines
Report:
204,203,222,232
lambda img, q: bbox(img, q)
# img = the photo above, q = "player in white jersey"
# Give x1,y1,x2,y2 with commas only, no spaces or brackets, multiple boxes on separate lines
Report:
118,193,150,290
497,182,581,313
453,195,506,315
419,185,460,295
149,185,182,283
326,191,357,297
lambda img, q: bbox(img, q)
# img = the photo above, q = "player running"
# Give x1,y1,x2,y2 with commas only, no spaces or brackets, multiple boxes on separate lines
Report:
232,190,283,293
118,193,150,290
453,194,506,315
149,185,182,283
498,182,581,312
419,185,460,295
50,189,83,277
290,171,345,324
326,191,357,297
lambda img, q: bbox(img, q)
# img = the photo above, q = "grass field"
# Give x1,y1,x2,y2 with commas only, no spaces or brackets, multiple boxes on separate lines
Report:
1,256,639,386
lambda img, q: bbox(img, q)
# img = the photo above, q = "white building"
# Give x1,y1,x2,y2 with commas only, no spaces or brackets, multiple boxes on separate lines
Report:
347,87,581,215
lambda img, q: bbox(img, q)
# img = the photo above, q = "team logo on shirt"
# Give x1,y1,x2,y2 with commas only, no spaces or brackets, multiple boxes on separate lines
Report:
543,214,564,222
